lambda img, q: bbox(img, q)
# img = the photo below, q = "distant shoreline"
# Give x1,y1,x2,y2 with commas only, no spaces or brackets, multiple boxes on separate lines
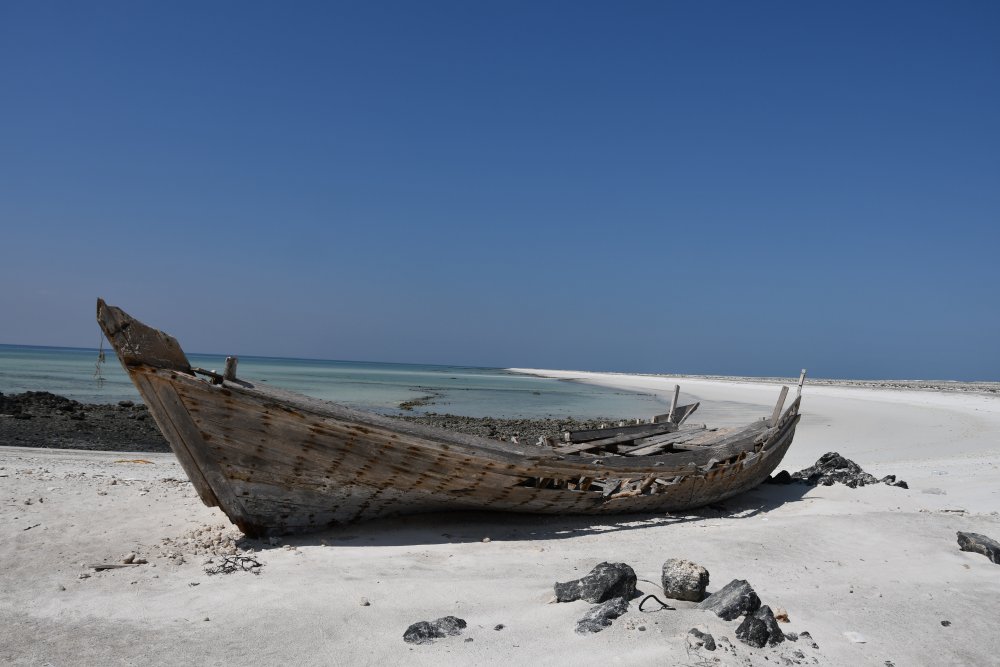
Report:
509,368,1000,396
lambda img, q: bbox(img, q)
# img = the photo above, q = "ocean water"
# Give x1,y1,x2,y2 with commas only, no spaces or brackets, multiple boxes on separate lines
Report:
0,344,670,420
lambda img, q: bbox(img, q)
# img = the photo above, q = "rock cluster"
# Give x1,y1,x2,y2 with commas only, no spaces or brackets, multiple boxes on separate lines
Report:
554,562,636,603
399,414,634,446
769,452,908,489
403,616,467,644
0,391,168,451
957,531,1000,564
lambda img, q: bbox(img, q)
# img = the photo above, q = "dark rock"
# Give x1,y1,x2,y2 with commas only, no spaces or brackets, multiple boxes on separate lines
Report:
735,605,785,648
687,628,717,651
880,475,909,489
941,620,951,627
767,470,793,484
403,616,467,644
784,632,799,641
118,400,134,407
696,579,761,621
791,452,906,489
957,531,1000,564
555,562,637,603
661,559,709,602
494,624,504,631
799,630,819,649
575,597,628,634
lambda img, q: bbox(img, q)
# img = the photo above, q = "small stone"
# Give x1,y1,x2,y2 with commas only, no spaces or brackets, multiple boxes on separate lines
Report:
555,562,637,603
661,558,709,602
956,531,1000,564
799,631,819,649
687,628,717,651
57,584,66,591
494,624,504,631
403,616,467,644
941,620,951,627
774,606,790,623
785,632,799,641
464,638,473,642
638,626,646,631
203,617,210,622
134,558,148,565
360,597,371,606
78,573,90,579
482,537,491,543
575,596,629,634
122,553,136,564
735,606,785,648
697,579,761,621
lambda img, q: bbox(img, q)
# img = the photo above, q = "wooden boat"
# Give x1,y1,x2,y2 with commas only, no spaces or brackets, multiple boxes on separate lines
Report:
97,299,803,537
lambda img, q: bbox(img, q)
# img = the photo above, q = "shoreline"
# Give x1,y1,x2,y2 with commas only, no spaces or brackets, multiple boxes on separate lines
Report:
509,368,1000,396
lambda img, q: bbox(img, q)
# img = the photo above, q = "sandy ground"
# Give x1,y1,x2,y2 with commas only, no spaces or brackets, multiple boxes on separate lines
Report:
3,373,1000,666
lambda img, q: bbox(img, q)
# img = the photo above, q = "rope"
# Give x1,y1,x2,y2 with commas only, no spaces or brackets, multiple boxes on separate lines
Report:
638,594,675,612
94,331,106,388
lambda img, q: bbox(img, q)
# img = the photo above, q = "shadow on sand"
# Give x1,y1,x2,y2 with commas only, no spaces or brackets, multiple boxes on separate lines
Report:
237,482,815,551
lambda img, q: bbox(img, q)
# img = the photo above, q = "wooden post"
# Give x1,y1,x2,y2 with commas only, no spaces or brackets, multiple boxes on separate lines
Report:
797,368,807,396
770,386,789,427
667,385,680,422
223,356,238,382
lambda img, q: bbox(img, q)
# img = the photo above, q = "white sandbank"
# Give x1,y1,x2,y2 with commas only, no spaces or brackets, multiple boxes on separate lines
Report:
2,372,1000,666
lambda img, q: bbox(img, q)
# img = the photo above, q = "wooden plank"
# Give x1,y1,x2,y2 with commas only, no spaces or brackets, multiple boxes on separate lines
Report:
553,423,678,455
96,299,192,373
564,421,678,444
619,430,712,457
797,368,807,396
769,386,789,427
667,384,680,422
671,402,700,426
224,356,239,382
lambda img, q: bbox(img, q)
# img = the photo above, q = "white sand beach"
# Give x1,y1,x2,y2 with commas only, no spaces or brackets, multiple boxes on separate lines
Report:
3,372,1000,666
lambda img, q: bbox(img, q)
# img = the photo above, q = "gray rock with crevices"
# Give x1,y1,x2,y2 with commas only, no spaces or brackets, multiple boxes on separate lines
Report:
403,616,467,644
555,562,636,603
735,605,785,648
661,559,709,602
957,531,1000,564
696,579,760,620
575,597,629,634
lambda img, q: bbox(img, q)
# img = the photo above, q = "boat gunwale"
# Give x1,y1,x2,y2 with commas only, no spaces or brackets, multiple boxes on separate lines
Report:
136,363,800,474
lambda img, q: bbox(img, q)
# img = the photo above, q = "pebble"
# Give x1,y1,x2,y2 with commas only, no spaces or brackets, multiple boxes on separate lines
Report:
360,597,371,606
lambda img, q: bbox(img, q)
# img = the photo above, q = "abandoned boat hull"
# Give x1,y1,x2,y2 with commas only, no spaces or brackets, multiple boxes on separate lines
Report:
97,300,801,537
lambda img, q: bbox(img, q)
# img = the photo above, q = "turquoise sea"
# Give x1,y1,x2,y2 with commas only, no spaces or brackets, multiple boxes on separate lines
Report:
0,344,669,420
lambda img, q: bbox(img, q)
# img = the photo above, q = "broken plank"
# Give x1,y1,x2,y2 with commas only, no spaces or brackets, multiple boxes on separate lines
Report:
563,421,678,445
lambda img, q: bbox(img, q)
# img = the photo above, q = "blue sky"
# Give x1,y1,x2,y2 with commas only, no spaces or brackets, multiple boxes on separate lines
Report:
1,1,997,379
